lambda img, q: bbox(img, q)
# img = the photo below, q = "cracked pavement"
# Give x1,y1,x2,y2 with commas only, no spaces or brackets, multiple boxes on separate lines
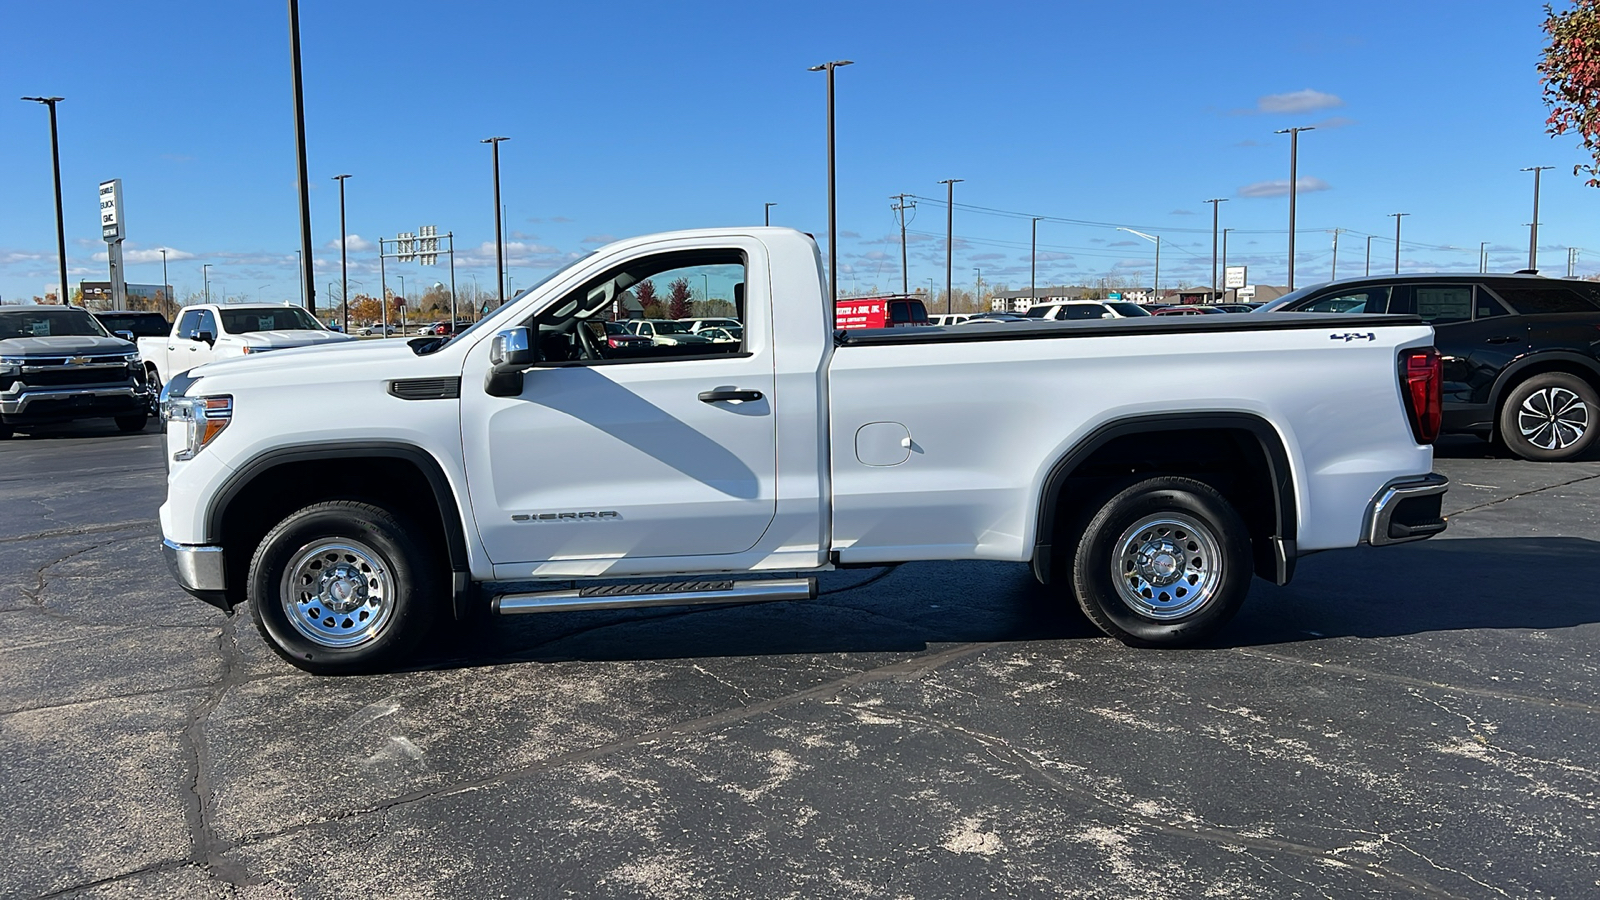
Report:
3,425,1600,898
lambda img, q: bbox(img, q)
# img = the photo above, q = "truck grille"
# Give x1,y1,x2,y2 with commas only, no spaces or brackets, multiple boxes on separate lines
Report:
23,367,129,388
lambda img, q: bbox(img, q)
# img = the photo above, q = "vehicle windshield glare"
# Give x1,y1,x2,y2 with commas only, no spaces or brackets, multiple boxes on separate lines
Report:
220,307,324,334
0,308,109,339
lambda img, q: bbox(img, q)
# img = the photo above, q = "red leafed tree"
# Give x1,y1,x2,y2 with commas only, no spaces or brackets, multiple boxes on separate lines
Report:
666,277,694,319
1541,1,1600,186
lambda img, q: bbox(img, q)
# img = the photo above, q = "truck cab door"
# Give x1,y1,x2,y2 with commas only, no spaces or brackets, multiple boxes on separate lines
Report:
459,240,779,572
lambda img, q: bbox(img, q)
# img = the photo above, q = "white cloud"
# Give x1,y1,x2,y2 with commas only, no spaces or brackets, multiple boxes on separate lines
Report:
1237,176,1332,198
124,247,195,264
325,234,374,252
1256,89,1344,114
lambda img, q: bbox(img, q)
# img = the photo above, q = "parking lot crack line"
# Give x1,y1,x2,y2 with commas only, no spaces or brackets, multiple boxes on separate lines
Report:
178,614,263,889
865,703,1469,900
228,641,999,848
1444,471,1600,518
0,518,156,545
1231,647,1600,715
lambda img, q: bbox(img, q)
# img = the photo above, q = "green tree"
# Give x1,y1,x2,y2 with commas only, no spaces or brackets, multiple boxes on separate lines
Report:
1541,1,1600,185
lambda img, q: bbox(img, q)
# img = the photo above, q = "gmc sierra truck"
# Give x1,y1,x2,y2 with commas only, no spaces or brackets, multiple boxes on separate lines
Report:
138,302,353,400
158,228,1449,673
1,305,149,438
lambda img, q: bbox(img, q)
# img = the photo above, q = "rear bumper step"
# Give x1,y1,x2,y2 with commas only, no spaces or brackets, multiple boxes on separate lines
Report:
492,577,817,615
1364,473,1450,546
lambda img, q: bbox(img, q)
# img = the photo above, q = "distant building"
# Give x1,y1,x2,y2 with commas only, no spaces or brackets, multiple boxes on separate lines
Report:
990,287,1089,313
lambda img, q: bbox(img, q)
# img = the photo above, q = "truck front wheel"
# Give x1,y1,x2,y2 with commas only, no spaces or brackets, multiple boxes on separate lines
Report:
247,501,441,674
1070,476,1252,647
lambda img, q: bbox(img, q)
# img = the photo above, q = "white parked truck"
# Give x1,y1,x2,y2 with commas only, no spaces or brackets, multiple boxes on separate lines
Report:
158,228,1449,673
137,303,354,398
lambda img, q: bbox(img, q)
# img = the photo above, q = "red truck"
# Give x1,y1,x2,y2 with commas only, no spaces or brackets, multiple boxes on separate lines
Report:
834,295,932,329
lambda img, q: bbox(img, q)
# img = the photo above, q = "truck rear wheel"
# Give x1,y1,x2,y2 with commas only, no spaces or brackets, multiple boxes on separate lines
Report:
1069,476,1251,647
247,500,441,674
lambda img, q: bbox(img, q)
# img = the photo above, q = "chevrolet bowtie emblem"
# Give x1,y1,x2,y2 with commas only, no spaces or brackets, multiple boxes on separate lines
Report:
67,355,90,365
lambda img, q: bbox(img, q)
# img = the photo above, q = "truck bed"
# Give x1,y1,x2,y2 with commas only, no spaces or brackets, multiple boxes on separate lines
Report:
832,312,1424,345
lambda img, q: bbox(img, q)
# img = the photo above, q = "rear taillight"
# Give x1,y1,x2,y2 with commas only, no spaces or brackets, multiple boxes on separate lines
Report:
1400,347,1442,444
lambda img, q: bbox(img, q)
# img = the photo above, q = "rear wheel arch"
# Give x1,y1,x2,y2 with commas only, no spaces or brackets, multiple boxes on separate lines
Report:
208,442,472,616
1488,352,1600,426
1031,413,1296,586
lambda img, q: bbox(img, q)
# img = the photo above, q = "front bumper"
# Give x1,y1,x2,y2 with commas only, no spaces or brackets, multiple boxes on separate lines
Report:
0,386,146,421
162,539,232,611
1363,473,1450,546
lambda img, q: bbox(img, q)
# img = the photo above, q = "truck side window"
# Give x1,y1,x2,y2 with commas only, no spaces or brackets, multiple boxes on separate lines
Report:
176,309,203,340
531,249,748,366
1399,286,1471,325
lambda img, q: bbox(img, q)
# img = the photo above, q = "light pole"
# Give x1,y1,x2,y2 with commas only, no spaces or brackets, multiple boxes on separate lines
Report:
482,136,510,307
1206,198,1228,302
1522,166,1555,271
202,264,212,304
1366,236,1373,276
287,0,315,312
809,60,853,309
938,178,963,315
1117,228,1160,301
159,248,171,317
1480,241,1489,274
333,173,351,332
701,273,710,307
1275,126,1315,290
1389,213,1409,274
764,202,776,226
1031,216,1043,302
21,96,68,307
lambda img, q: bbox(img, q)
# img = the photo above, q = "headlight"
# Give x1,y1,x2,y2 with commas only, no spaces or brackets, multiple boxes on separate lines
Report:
162,394,233,461
0,356,22,376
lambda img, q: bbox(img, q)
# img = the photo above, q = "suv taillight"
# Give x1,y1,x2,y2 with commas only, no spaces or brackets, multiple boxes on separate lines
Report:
1400,347,1442,444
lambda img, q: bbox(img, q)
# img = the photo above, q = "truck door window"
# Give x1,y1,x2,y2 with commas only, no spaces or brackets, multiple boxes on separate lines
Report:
176,310,203,340
529,249,748,365
197,310,218,337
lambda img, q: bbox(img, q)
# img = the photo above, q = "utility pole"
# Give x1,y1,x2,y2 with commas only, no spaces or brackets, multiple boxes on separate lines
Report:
1031,216,1043,302
1275,126,1315,290
1522,166,1554,271
287,0,315,312
333,174,351,332
938,178,963,315
158,248,170,318
891,193,915,295
1366,235,1373,277
21,96,68,306
203,264,211,304
809,60,853,308
1480,241,1489,274
1330,228,1343,281
1569,247,1579,278
1206,198,1227,302
1389,213,1409,274
973,267,982,309
481,137,509,307
764,202,776,226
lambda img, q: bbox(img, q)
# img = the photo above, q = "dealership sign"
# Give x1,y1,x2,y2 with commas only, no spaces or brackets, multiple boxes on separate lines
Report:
99,179,123,242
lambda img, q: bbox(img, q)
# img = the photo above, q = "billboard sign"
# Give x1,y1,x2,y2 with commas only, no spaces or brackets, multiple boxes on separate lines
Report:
1224,266,1247,289
99,179,123,242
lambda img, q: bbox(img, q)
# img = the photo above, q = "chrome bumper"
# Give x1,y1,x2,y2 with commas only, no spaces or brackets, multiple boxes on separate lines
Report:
162,538,227,592
0,386,144,415
1364,474,1450,546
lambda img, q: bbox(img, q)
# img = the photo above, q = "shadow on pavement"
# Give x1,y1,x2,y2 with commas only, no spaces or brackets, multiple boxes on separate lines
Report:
417,537,1600,669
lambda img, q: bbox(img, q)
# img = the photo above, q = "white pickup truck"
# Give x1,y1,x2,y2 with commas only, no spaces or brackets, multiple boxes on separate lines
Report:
138,303,353,399
157,228,1448,673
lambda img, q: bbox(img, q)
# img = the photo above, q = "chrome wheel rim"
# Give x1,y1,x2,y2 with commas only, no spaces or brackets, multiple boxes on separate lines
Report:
279,539,394,649
1517,387,1590,451
1112,513,1223,620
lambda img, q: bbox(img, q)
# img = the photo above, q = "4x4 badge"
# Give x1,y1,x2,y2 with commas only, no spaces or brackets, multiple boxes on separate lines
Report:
1330,332,1376,342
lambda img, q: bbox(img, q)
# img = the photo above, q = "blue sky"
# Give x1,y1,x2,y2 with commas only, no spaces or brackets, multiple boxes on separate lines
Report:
1,0,1594,306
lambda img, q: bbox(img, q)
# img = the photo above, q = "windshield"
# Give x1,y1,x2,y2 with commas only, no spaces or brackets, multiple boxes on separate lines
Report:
0,307,110,340
652,320,695,334
1253,282,1328,312
1107,302,1150,317
220,307,324,334
96,313,171,336
1023,305,1053,318
446,253,600,347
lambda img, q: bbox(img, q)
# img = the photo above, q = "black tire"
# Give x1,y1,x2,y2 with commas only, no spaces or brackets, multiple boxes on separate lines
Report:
1069,476,1252,647
1497,372,1599,462
0,422,12,440
114,414,148,433
144,365,162,415
247,501,442,674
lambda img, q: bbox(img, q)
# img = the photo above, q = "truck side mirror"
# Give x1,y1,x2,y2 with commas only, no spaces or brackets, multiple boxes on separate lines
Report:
114,330,136,342
196,329,215,345
485,326,536,397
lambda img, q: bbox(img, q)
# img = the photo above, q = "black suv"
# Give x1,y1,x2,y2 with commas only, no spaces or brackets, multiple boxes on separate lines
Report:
1264,273,1600,460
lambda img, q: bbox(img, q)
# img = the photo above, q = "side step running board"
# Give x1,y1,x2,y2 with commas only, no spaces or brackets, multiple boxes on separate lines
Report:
491,577,817,615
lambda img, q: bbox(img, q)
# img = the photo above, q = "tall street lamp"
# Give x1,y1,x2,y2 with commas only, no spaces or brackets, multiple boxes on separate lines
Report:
1206,198,1228,302
333,174,352,332
21,96,68,307
1389,213,1409,274
809,60,853,309
764,202,777,226
481,136,510,307
1366,235,1373,276
287,0,315,311
202,264,212,304
1275,126,1315,290
1480,241,1489,274
1117,227,1160,302
1031,216,1043,302
158,248,171,317
938,178,963,315
1522,166,1555,271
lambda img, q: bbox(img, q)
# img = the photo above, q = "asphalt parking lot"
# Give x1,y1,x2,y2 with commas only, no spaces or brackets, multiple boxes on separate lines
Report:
2,424,1599,899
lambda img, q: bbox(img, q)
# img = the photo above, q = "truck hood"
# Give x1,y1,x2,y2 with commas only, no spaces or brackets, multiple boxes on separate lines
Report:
229,330,356,349
191,335,422,380
0,335,135,357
